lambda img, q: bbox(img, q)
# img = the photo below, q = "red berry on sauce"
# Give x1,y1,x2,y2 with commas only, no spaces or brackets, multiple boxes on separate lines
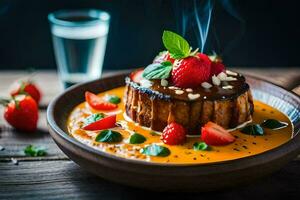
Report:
201,122,235,146
161,122,186,145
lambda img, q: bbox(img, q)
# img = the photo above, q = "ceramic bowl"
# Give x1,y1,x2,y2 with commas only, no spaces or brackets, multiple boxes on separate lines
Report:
47,73,300,191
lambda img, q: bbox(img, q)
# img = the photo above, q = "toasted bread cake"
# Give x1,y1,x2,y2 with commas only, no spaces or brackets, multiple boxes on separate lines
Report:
124,70,254,134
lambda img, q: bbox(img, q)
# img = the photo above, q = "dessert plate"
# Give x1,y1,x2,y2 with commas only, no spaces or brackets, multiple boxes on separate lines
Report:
47,72,300,191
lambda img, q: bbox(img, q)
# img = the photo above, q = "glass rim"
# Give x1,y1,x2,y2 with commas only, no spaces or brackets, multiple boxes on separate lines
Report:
48,9,110,27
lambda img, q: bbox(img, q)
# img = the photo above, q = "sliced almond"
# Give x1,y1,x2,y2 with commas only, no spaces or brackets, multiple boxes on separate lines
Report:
201,82,212,89
160,79,168,87
217,72,227,81
226,70,238,76
175,90,184,95
222,85,234,90
212,75,221,86
185,88,193,92
168,86,180,90
188,93,200,100
223,76,237,81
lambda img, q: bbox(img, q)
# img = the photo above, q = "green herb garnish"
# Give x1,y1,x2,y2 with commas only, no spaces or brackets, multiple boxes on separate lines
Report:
83,113,104,126
24,145,47,157
193,142,209,151
241,124,264,136
107,95,121,104
162,30,191,59
140,144,170,157
261,119,288,130
142,61,172,80
95,130,123,143
129,133,146,144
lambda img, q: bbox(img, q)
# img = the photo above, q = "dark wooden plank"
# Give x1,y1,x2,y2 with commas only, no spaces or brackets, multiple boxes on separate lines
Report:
0,160,300,200
0,111,66,159
232,67,300,90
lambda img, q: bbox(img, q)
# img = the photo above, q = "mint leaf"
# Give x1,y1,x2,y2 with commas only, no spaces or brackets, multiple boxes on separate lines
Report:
261,119,288,130
107,95,121,104
193,142,209,151
83,113,104,126
140,144,170,157
24,145,47,157
162,30,190,59
241,124,264,136
95,130,123,143
142,62,172,80
129,133,146,144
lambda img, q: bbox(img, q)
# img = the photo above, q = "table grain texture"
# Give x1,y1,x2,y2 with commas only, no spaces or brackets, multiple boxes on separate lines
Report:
0,68,300,200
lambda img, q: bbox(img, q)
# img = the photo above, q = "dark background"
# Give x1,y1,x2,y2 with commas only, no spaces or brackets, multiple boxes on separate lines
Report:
0,0,299,70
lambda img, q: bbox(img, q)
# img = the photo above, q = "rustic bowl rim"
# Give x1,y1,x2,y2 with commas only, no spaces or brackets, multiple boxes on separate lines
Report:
47,73,300,168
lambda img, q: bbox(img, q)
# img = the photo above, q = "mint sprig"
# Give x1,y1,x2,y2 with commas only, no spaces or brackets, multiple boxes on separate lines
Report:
162,30,191,59
142,61,172,80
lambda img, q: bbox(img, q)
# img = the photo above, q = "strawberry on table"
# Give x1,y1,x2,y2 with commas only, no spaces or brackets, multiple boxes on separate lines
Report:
10,80,42,104
201,122,235,146
0,95,38,132
161,122,186,145
85,91,117,111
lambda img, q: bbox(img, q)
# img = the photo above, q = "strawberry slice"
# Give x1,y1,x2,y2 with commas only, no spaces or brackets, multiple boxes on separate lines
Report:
130,69,144,83
83,114,116,131
201,122,235,146
85,91,117,110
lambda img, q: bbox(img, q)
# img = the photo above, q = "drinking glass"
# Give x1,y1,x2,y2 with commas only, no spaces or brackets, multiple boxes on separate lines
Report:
48,9,110,88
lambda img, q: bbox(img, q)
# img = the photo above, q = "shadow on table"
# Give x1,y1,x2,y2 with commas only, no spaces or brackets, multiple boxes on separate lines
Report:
69,161,300,200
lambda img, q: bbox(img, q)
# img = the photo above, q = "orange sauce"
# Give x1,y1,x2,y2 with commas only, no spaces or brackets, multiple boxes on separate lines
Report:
67,86,293,164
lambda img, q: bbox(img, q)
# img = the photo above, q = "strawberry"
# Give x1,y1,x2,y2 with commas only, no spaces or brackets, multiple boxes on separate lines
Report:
10,81,42,104
83,115,116,131
201,122,235,146
171,55,211,88
85,91,117,110
208,55,225,76
130,69,144,83
161,122,186,145
0,95,38,132
153,51,175,64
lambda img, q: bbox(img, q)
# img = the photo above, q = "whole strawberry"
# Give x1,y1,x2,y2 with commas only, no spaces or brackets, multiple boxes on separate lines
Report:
10,80,42,104
153,51,175,64
161,122,186,145
209,54,225,76
1,95,38,132
171,54,211,88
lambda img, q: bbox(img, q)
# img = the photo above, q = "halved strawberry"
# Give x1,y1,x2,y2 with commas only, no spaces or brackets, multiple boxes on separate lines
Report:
85,91,117,110
130,69,144,83
82,114,116,131
201,122,235,146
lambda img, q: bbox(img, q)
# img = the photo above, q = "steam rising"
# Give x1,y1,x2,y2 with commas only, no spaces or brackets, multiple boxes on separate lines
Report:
173,0,244,56
193,0,213,52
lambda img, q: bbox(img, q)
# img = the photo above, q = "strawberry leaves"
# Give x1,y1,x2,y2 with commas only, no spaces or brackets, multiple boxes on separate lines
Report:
142,61,172,80
162,30,191,59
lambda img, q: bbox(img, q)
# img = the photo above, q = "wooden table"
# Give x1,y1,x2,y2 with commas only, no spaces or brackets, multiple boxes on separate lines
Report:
0,68,300,200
